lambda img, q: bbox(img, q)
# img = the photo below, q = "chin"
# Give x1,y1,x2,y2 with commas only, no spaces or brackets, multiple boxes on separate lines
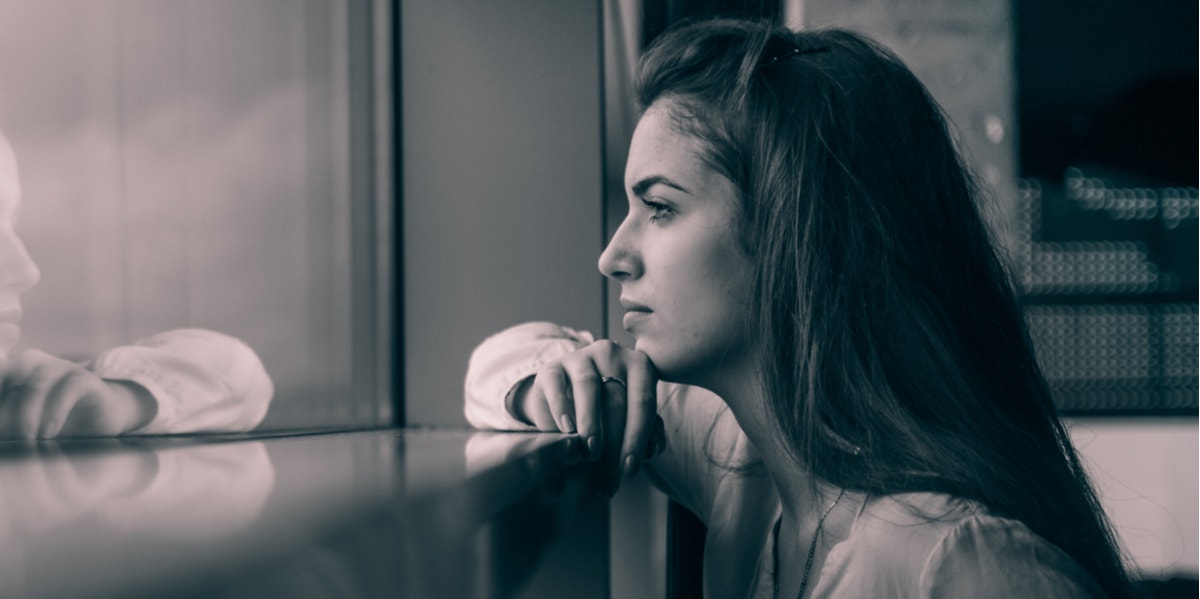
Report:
636,344,699,385
639,339,752,393
631,340,672,377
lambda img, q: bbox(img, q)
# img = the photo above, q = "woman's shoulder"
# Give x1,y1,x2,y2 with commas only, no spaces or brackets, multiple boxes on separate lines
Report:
828,492,978,573
856,492,992,537
823,492,1104,598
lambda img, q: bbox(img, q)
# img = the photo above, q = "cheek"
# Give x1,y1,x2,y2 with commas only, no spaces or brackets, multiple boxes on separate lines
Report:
664,241,753,336
696,247,755,350
697,238,753,307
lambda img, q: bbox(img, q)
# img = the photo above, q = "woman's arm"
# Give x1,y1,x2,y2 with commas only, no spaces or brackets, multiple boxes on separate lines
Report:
0,329,272,438
464,321,596,431
464,321,752,520
87,328,273,434
0,349,156,438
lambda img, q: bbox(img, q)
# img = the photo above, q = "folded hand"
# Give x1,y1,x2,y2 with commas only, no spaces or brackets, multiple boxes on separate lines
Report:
0,350,155,439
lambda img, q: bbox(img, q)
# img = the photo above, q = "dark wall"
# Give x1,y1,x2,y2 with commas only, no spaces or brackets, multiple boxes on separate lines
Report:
1017,0,1198,184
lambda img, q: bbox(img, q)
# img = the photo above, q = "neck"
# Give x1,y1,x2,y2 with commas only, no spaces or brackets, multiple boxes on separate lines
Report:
701,362,859,596
701,362,834,522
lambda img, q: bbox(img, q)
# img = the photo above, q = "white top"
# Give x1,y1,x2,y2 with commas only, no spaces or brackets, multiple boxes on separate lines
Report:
87,327,273,434
465,321,1105,598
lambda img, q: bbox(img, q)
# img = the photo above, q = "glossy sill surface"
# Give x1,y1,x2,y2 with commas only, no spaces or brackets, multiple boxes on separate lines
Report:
0,428,599,599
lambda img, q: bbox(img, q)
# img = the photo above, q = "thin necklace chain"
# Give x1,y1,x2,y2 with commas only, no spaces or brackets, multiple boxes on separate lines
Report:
773,488,847,599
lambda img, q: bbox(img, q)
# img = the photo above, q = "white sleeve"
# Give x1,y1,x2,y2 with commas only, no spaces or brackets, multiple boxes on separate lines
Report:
464,321,596,430
87,328,274,434
919,513,1105,598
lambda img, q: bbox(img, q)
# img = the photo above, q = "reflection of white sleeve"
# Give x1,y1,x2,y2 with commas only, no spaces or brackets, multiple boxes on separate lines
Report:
464,321,595,431
100,442,275,540
88,328,274,434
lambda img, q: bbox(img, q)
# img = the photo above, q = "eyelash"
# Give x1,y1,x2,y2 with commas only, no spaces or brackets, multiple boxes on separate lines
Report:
641,198,674,223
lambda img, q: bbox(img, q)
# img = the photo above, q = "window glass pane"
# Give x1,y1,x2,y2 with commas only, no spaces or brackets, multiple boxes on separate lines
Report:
0,0,391,430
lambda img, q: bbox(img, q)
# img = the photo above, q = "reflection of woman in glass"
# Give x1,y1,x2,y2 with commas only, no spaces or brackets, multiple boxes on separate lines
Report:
0,129,272,439
467,18,1132,597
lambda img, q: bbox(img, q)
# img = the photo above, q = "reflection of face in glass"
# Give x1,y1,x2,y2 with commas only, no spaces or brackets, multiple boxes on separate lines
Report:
598,100,754,387
0,132,43,362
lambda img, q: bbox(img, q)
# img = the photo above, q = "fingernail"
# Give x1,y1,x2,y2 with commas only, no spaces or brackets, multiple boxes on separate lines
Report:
586,436,601,460
623,454,639,479
559,413,575,433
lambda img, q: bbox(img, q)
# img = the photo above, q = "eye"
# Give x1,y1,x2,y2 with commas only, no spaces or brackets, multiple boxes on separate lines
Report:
641,198,675,223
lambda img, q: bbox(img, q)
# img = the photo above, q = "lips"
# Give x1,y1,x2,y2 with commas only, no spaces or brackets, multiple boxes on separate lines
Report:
621,299,652,332
620,299,652,313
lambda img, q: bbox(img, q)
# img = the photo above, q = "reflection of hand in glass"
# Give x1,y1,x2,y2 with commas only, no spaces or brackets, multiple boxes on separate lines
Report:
0,440,274,596
0,350,155,439
0,445,158,538
0,441,274,540
0,131,273,438
98,441,275,539
449,432,601,597
464,431,573,476
463,431,589,507
0,444,159,592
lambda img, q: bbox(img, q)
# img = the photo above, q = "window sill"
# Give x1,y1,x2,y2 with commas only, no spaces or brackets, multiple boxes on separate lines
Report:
0,428,601,598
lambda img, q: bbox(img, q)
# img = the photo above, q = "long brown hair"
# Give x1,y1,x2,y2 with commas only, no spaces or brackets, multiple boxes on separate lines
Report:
636,18,1133,596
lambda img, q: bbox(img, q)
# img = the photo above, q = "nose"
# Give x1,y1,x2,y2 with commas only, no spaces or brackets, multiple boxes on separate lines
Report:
598,216,641,281
0,230,40,293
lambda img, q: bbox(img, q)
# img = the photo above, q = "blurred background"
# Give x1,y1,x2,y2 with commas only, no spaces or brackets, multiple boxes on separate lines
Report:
0,0,1195,594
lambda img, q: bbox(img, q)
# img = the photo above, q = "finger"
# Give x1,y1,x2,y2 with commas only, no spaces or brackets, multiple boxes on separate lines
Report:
0,354,38,436
618,353,657,479
520,376,558,431
598,377,626,497
39,372,95,439
9,362,60,440
561,354,603,461
645,415,667,460
0,394,20,438
536,365,575,434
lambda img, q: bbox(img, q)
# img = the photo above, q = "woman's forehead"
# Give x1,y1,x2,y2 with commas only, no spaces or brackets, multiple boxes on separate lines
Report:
625,101,716,190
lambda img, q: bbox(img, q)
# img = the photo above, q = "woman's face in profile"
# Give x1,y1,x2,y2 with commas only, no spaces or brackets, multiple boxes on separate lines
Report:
0,133,42,361
599,100,755,386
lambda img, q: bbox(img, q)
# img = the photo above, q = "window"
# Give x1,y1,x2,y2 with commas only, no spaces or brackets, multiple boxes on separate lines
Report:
0,0,394,430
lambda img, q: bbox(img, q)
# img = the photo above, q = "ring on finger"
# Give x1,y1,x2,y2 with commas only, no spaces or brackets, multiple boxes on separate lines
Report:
599,376,626,389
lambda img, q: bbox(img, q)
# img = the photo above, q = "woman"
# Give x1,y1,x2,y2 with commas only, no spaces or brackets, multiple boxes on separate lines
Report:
466,18,1132,598
0,128,273,439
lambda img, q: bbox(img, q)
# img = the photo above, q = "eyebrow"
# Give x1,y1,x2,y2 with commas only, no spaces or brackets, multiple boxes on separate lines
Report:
631,175,691,197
